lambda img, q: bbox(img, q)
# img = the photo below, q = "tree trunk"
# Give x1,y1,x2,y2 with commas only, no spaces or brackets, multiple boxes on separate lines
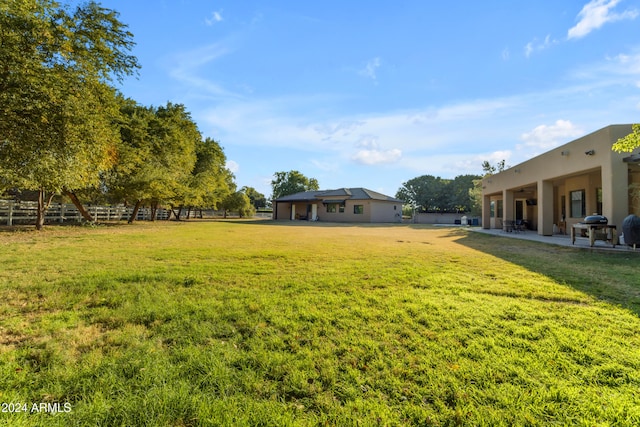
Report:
150,202,158,221
36,188,54,230
170,205,184,221
128,200,142,223
186,207,192,219
63,190,94,222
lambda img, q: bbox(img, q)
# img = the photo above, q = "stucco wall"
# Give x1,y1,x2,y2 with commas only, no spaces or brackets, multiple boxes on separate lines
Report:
274,199,402,223
482,125,638,233
370,201,402,223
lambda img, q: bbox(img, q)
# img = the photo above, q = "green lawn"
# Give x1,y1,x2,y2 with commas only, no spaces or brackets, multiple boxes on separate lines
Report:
1,221,639,426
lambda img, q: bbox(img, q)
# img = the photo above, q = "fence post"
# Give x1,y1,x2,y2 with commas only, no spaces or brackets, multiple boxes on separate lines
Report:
8,201,14,226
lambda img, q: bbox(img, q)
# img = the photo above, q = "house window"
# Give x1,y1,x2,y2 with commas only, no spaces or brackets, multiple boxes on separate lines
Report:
570,190,586,218
326,203,344,213
354,205,364,214
497,200,503,218
490,201,495,217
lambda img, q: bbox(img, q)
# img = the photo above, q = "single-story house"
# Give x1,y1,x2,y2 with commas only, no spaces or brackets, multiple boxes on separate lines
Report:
273,188,403,223
481,124,640,235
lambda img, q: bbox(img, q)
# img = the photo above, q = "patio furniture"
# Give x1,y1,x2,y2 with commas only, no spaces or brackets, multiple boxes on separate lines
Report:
571,223,618,247
514,219,526,232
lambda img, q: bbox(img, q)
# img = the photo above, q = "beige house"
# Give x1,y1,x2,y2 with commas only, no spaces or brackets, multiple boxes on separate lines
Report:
273,188,403,223
482,124,640,235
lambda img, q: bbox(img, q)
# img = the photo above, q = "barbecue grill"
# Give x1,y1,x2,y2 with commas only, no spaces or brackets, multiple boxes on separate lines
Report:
583,215,608,225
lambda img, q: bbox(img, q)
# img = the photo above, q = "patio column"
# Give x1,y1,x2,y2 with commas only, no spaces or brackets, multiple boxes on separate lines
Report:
482,194,491,229
602,160,628,227
503,189,514,227
538,180,554,236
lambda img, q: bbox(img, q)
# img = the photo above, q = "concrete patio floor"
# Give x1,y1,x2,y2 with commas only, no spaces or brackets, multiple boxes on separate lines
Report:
468,227,639,253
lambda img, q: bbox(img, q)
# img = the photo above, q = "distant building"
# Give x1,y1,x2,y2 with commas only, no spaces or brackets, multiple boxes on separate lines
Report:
273,188,403,223
482,124,640,235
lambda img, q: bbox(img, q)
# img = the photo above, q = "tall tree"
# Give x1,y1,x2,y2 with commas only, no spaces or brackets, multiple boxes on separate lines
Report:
177,137,234,219
105,98,154,220
397,174,480,213
451,174,481,212
271,170,319,200
469,160,508,216
107,101,199,222
145,102,199,220
241,186,267,209
220,191,254,218
396,175,447,212
0,0,139,229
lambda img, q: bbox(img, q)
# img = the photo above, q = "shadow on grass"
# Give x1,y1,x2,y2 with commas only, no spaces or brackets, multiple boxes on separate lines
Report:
453,230,640,317
220,219,441,229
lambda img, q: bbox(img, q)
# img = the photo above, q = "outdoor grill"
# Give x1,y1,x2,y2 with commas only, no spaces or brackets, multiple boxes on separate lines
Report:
583,215,608,225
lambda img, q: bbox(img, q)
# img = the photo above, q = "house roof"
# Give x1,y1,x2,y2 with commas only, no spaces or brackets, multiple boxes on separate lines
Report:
274,188,403,203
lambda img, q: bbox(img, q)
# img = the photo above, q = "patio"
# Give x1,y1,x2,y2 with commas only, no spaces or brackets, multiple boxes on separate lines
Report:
469,226,638,253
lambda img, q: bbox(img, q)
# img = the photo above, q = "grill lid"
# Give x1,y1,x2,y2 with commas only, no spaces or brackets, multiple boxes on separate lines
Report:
584,215,608,224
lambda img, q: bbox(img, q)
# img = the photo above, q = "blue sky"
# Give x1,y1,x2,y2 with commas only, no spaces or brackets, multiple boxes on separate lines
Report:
111,0,640,198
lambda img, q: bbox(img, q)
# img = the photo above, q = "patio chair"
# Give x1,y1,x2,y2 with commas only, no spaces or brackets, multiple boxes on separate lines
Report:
503,219,515,232
515,219,525,233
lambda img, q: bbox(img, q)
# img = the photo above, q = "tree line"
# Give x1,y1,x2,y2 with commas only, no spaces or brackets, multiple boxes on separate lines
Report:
0,0,261,229
395,174,481,214
395,162,507,215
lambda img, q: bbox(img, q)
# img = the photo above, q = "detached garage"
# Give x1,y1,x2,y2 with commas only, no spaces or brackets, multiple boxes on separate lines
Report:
273,188,403,223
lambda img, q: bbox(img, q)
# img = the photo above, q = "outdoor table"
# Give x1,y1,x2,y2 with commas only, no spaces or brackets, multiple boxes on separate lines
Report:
571,223,618,247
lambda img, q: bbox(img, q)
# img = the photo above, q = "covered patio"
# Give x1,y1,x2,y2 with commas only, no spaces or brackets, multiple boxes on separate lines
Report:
482,125,640,237
470,227,638,252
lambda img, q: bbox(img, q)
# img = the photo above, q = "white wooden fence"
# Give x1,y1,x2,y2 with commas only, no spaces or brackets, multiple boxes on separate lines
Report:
0,200,169,226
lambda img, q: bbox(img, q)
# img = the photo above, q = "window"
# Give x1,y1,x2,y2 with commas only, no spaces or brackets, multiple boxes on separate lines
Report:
490,201,495,217
497,200,503,218
596,188,602,214
326,203,344,213
570,190,586,218
354,205,364,214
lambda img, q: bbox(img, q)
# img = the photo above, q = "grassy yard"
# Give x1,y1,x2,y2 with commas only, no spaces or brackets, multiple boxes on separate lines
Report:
0,221,639,426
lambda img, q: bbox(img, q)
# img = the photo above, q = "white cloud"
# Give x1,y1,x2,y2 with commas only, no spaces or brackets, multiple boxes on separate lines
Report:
502,48,510,61
226,160,239,173
607,52,640,75
195,44,640,187
205,10,224,26
352,148,402,165
314,120,365,140
568,0,638,39
167,42,242,99
351,137,402,165
519,120,584,151
359,57,381,82
524,35,557,58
